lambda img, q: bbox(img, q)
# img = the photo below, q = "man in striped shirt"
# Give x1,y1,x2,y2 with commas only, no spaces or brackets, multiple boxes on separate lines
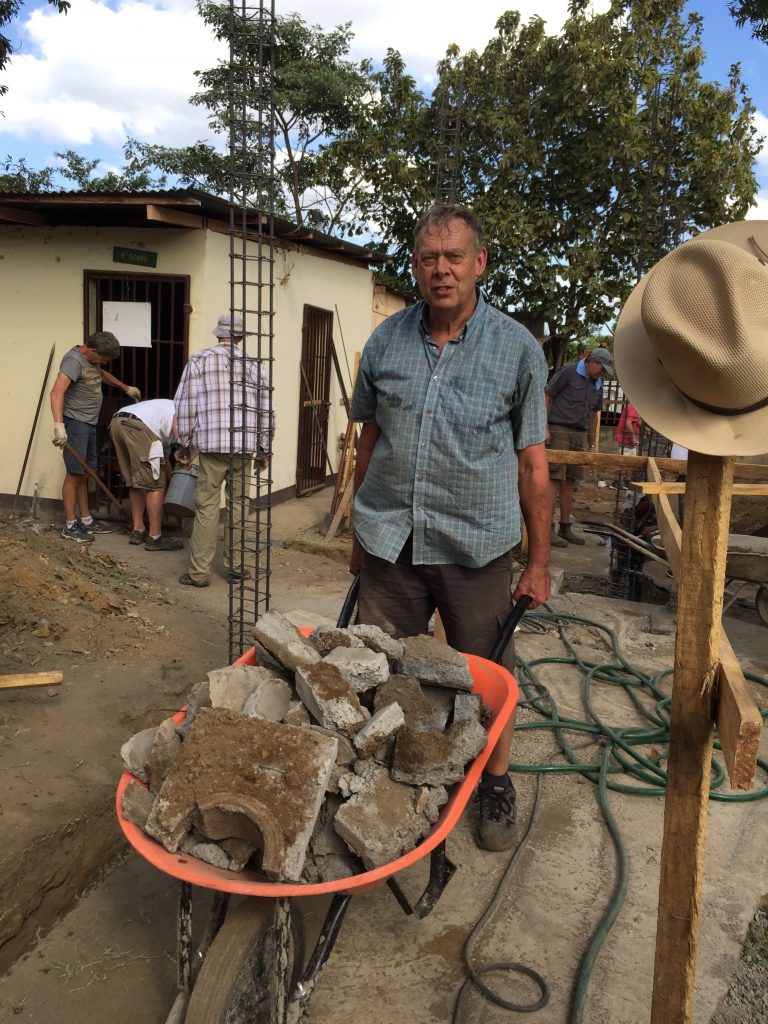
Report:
174,313,275,587
350,204,551,851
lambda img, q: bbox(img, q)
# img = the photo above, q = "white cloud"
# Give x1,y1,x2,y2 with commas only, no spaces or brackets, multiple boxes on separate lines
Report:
0,1,610,150
746,189,768,220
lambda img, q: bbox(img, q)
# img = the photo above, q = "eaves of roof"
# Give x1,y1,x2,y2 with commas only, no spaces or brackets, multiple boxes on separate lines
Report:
0,187,388,266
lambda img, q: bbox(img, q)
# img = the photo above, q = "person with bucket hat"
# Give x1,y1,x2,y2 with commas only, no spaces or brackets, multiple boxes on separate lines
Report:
173,313,275,587
614,221,768,457
545,346,614,546
109,398,183,551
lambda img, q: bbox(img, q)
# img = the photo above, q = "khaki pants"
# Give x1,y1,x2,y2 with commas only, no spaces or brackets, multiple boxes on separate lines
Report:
187,452,251,581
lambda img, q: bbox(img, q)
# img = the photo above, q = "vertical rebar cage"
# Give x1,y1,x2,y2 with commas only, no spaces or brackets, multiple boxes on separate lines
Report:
227,1,276,660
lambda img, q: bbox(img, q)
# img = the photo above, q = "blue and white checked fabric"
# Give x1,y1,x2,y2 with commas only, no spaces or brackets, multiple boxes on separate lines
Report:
351,292,548,567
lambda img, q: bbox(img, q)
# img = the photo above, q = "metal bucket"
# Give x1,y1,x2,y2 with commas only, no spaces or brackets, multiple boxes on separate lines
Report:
164,465,198,518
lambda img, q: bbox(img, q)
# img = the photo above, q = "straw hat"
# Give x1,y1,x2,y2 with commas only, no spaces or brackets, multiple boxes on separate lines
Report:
614,221,768,456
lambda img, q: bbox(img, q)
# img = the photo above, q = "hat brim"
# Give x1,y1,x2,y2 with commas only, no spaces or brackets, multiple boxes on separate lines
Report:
614,220,768,457
212,328,255,337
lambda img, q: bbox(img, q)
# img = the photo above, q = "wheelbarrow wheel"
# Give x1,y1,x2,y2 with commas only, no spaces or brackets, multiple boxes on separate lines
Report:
185,897,304,1024
755,586,768,626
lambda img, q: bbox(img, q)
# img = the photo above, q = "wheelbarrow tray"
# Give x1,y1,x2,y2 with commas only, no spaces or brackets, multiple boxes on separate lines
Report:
116,645,519,899
726,534,768,584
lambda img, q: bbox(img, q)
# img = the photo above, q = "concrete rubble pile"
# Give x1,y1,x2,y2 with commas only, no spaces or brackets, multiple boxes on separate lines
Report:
120,611,489,884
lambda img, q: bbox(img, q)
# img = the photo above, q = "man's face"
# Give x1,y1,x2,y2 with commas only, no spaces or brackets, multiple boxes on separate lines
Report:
411,218,487,322
585,357,605,380
83,348,110,367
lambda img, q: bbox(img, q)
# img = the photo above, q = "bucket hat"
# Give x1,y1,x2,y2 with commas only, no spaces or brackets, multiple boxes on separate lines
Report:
212,312,254,338
613,220,768,456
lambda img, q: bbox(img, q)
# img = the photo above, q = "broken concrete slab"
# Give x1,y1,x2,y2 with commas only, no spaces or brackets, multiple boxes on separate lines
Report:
333,764,445,869
176,679,212,739
295,661,370,735
374,675,435,729
347,624,404,665
180,836,231,871
120,726,158,784
284,701,311,727
307,625,365,656
120,780,156,831
353,703,405,758
208,664,289,716
453,693,483,725
399,635,474,691
252,610,321,671
241,676,292,722
146,717,182,794
391,719,488,787
322,647,390,694
421,685,455,731
144,708,337,882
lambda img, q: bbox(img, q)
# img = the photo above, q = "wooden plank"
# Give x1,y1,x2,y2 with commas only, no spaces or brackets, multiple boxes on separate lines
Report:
0,671,63,690
146,204,205,229
629,480,768,496
651,452,734,1024
648,458,762,790
547,449,768,479
325,475,354,541
0,203,45,225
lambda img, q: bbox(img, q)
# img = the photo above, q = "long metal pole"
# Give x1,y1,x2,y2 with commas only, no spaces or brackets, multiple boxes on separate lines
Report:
13,343,56,513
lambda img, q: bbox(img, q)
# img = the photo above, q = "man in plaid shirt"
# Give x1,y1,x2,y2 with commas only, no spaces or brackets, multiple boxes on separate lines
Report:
350,204,551,851
174,313,274,587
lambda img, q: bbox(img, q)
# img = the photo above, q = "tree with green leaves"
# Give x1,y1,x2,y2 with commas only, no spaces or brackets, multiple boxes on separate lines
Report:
0,0,70,99
0,147,165,191
728,0,768,43
128,2,371,227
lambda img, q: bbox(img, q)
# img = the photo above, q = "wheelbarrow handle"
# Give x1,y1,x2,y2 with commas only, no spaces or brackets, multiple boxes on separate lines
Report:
336,575,531,664
488,594,531,665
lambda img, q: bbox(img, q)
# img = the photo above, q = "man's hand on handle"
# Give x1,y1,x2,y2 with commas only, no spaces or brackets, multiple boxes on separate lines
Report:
512,563,550,610
349,535,365,577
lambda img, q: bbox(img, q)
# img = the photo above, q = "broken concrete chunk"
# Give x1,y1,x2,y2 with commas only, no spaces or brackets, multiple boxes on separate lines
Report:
333,765,439,869
253,610,321,671
347,624,404,664
121,726,159,783
295,662,370,735
208,664,289,716
421,685,455,731
374,675,435,729
309,725,356,765
181,837,231,871
176,679,212,739
219,837,257,872
284,701,311,727
399,635,474,691
323,647,389,693
144,708,337,882
453,693,483,725
241,676,292,722
307,625,365,656
353,703,405,758
146,716,183,794
121,780,156,830
390,719,487,787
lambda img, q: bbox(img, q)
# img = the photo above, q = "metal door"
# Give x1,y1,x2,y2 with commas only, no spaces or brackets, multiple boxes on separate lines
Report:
296,305,333,496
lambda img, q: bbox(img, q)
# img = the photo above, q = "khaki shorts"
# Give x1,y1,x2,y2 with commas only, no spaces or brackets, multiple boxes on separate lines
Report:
109,416,165,491
548,426,588,482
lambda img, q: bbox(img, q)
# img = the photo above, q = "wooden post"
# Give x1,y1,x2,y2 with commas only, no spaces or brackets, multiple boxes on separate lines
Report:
650,452,734,1024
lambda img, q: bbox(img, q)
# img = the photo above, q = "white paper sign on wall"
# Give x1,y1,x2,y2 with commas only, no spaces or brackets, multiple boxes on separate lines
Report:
102,302,152,348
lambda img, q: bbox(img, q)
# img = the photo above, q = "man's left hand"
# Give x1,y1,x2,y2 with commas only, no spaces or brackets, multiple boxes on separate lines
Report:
126,386,141,401
513,564,550,610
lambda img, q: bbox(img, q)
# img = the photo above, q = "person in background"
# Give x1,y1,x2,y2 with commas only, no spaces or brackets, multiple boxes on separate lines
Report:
545,347,614,546
174,313,275,587
50,331,141,543
350,203,551,852
611,400,641,490
109,398,183,551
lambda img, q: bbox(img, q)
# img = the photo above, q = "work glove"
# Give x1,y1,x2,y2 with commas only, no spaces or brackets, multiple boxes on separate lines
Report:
126,386,142,402
52,423,68,448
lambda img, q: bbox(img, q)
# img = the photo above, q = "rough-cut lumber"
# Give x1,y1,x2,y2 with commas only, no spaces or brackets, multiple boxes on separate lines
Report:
0,671,63,690
648,458,762,790
546,448,768,479
629,480,768,496
651,452,733,1024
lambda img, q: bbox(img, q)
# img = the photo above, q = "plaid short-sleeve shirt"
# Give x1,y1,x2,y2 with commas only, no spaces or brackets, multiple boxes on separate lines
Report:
351,292,548,568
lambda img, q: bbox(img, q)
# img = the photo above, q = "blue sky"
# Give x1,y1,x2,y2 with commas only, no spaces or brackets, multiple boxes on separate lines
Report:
0,1,766,214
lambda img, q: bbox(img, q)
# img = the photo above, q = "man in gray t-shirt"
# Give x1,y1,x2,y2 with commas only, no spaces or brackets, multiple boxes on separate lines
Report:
49,331,141,543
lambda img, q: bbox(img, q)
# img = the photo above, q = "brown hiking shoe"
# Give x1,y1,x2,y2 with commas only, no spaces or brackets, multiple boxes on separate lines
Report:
472,778,518,852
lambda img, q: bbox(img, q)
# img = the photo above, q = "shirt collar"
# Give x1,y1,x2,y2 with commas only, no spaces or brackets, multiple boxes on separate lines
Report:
577,357,602,391
419,288,488,343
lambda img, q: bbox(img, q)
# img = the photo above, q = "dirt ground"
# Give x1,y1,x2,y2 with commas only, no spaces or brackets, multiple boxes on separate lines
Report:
0,481,766,1023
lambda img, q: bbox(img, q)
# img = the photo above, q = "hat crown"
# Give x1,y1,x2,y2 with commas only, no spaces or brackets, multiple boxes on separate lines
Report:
213,312,246,337
640,238,768,413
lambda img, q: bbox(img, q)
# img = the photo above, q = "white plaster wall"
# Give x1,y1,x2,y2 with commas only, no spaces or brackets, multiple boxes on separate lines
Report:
0,225,376,502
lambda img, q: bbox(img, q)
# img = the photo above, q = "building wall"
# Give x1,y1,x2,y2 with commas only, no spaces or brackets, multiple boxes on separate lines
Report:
0,224,375,503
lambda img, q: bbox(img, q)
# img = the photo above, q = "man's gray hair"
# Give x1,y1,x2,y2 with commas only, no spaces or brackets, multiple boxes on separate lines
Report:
413,204,484,252
85,331,121,360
